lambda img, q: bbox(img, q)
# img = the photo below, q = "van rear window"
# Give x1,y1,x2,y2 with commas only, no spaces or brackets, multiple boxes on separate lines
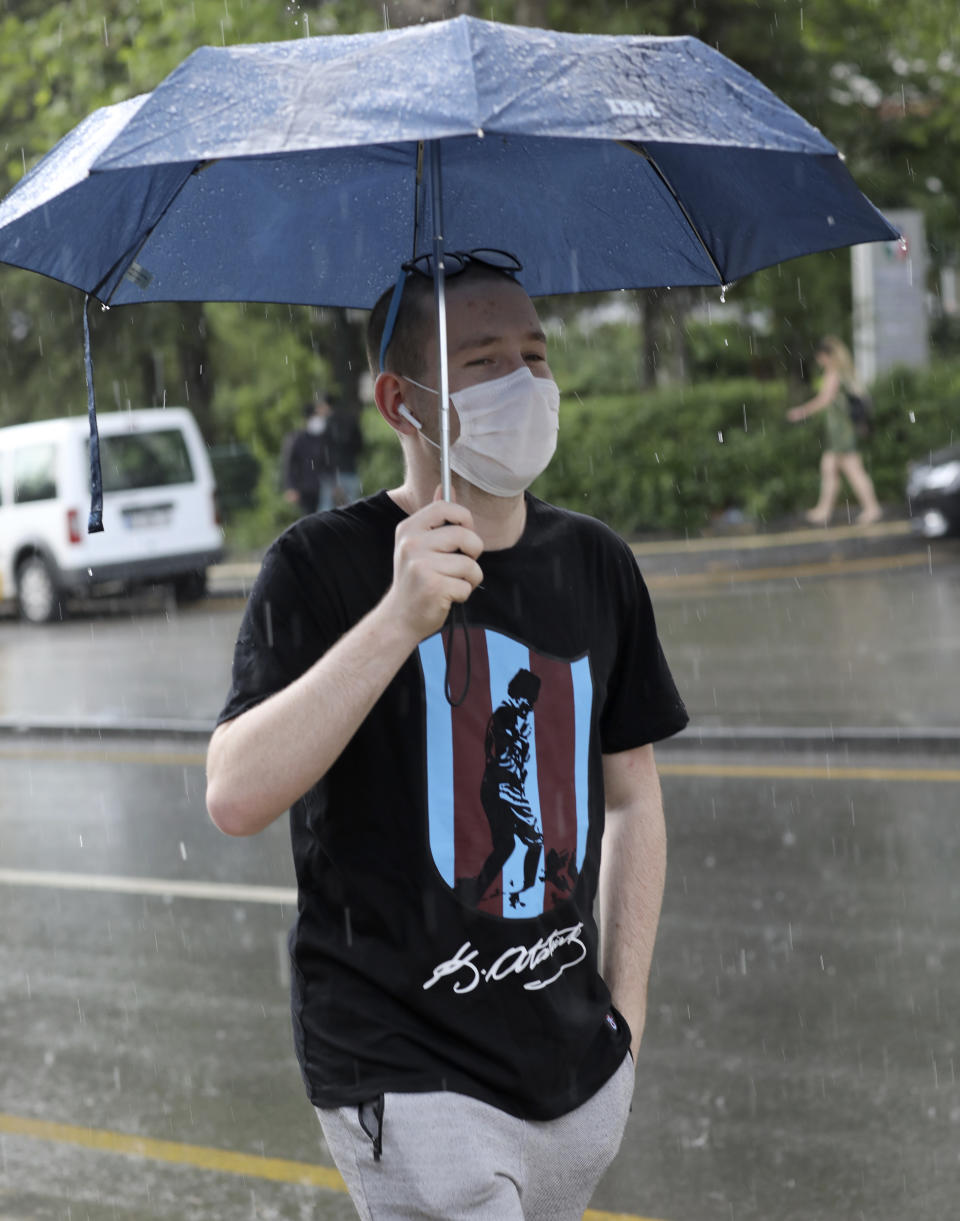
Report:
96,430,195,492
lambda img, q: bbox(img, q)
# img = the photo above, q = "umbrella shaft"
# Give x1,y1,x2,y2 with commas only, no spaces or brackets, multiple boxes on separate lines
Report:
428,141,452,503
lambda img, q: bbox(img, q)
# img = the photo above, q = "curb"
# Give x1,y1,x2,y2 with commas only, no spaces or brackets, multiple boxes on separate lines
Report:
2,718,957,755
661,724,960,755
209,520,935,595
0,716,213,744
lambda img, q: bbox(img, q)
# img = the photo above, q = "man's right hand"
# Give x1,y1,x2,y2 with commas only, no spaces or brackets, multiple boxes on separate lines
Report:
384,490,484,641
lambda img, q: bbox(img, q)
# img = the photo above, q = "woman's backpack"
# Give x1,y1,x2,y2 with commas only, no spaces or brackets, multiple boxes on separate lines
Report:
843,386,874,440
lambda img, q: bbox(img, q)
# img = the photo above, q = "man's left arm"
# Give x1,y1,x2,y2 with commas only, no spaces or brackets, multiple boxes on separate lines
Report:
599,743,667,1062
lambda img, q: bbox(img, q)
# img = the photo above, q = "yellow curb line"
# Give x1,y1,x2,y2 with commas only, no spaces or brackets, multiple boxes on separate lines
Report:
2,747,958,784
646,550,928,590
658,762,960,783
630,520,912,556
0,1113,666,1220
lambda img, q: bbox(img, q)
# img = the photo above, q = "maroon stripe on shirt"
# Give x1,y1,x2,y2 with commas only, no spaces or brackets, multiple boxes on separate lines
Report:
445,626,500,916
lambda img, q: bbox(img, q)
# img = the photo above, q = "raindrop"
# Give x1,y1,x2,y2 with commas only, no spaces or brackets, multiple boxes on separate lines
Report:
179,841,188,861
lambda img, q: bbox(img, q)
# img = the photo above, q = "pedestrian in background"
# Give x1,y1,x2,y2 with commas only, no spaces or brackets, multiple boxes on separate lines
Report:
281,397,336,516
322,396,364,511
787,336,882,526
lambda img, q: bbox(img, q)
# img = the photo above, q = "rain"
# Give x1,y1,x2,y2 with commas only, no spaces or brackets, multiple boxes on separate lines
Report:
1,2,960,1221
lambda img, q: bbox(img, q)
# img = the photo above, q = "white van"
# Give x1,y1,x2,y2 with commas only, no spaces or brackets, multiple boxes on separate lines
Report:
0,408,224,622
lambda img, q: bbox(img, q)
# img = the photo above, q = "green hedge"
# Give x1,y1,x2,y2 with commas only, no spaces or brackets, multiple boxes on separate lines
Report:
357,362,960,536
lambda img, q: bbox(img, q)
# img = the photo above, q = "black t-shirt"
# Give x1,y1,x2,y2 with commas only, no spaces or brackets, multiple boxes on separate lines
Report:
218,491,688,1119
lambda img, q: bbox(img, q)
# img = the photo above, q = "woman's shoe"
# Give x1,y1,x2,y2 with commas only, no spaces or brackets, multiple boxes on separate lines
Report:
856,507,883,525
805,510,831,526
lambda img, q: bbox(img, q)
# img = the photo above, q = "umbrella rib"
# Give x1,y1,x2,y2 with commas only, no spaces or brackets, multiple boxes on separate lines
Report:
619,141,726,286
93,162,199,304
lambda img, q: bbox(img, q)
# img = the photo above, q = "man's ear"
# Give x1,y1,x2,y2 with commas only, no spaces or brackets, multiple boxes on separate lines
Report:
374,372,416,433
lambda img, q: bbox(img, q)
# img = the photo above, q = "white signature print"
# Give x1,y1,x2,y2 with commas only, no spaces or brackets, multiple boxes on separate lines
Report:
422,923,586,994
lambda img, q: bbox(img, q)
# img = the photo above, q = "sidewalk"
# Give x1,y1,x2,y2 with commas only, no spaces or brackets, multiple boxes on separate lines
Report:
198,514,960,756
4,515,950,752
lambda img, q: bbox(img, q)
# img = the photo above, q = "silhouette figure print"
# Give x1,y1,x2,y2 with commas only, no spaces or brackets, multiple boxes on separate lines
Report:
470,667,543,910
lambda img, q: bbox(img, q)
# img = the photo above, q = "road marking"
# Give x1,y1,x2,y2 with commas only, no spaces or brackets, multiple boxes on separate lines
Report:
646,550,928,591
0,1112,665,1221
658,762,960,783
0,868,297,905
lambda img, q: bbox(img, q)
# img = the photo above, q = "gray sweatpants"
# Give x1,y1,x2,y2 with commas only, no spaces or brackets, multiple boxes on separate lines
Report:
315,1053,635,1220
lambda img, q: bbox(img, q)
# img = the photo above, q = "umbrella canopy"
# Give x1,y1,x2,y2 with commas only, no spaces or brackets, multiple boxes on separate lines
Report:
0,16,897,310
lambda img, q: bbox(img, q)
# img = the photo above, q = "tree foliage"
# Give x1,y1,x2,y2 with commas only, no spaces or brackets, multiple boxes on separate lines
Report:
0,0,957,539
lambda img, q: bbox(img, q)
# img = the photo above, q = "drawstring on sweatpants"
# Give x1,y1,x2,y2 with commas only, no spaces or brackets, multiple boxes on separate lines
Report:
82,294,104,534
358,1094,385,1161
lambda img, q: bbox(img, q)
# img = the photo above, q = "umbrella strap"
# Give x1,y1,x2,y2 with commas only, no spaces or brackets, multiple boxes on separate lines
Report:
378,270,410,372
444,603,472,708
83,294,104,534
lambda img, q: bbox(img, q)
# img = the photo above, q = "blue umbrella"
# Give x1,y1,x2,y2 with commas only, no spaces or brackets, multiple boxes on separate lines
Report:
0,16,898,517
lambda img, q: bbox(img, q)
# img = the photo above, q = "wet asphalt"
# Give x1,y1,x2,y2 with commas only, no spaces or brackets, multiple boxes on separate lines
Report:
1,521,958,1220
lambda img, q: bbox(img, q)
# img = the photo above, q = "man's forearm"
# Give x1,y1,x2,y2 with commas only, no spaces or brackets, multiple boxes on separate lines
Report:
206,599,420,836
599,751,668,1057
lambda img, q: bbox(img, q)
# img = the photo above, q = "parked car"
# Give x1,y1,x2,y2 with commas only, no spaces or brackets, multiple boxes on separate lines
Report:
906,442,960,539
0,408,223,622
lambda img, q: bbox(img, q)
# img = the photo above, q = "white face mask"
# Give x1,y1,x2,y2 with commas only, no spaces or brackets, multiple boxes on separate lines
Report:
397,366,559,497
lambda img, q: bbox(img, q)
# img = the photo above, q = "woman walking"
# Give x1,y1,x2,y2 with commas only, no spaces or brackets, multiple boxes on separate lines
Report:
787,336,882,525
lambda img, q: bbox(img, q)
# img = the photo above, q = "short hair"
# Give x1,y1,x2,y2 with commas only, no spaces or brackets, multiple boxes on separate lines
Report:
365,262,523,380
507,668,541,704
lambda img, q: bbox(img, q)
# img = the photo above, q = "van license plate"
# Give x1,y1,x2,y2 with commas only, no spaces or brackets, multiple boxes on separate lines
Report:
122,505,173,529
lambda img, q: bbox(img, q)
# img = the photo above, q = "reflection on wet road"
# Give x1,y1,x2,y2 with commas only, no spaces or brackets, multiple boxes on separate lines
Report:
2,737,958,1220
1,545,958,1218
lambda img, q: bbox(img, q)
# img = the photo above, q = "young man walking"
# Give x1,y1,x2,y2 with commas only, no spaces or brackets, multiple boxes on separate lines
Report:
206,253,688,1220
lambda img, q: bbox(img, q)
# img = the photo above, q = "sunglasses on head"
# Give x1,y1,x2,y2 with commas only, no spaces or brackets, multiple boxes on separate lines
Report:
379,248,523,372
401,247,523,278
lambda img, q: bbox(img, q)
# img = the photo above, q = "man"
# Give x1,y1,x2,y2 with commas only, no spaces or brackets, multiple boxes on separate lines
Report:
206,252,688,1220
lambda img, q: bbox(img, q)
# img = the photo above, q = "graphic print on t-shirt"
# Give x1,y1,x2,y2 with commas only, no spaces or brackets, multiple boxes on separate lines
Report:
418,627,592,919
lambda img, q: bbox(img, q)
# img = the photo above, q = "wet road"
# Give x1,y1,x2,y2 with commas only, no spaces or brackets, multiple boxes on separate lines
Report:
1,548,959,1219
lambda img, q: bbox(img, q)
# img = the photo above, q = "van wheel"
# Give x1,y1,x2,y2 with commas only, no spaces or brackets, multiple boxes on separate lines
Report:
17,556,64,624
173,569,207,605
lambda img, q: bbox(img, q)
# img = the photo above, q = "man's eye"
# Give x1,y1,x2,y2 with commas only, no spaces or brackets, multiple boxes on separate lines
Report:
525,353,546,362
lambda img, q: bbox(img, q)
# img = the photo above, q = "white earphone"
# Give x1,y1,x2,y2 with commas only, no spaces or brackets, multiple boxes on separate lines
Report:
397,403,423,431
